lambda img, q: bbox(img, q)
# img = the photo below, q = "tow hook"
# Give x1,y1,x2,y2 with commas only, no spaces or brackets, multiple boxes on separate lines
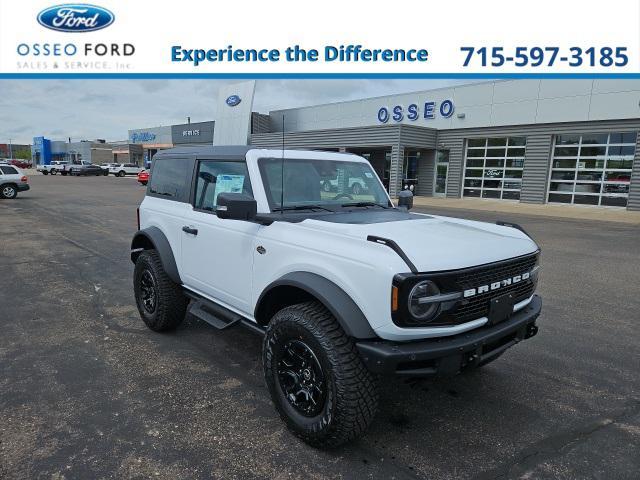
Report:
525,324,539,339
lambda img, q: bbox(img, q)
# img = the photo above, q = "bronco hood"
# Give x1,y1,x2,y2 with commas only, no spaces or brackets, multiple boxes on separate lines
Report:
302,211,538,272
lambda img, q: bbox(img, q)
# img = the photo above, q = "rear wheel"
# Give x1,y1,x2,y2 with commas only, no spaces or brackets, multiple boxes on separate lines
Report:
263,301,379,448
50,169,57,175
134,250,187,331
103,170,109,176
0,184,18,199
42,170,49,175
118,170,126,177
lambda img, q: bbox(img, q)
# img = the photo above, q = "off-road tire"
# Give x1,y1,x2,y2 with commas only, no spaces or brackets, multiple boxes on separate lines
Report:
263,301,379,448
134,249,187,332
0,184,17,199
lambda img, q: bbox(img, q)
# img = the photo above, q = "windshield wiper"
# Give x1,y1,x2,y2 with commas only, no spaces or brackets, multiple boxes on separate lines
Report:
272,204,335,213
340,202,390,209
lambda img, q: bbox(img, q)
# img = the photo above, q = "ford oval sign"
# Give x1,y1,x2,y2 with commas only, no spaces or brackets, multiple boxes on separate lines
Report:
226,95,241,107
37,4,115,32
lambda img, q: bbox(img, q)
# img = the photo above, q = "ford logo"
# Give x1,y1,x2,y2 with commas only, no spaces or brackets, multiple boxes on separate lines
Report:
37,4,115,32
226,95,241,107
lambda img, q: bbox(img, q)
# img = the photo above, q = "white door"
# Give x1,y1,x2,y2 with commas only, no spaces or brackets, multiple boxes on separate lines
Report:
180,158,260,315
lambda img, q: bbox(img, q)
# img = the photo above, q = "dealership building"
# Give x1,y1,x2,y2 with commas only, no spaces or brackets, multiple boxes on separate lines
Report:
246,79,639,211
31,137,143,166
128,79,640,211
128,120,216,165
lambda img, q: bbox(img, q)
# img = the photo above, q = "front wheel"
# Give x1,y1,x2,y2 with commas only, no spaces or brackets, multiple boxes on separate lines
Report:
50,169,57,175
134,250,187,331
117,170,126,177
263,301,379,448
42,170,49,175
103,170,109,176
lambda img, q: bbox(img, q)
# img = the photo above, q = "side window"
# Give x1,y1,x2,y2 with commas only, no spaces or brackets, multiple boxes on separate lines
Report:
0,166,17,174
194,160,253,212
148,158,189,201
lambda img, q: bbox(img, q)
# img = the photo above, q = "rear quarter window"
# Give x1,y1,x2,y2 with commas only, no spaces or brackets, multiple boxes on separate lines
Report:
0,166,18,175
148,157,191,202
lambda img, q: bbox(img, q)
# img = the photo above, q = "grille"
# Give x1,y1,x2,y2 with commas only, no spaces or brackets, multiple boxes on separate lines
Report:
451,253,538,323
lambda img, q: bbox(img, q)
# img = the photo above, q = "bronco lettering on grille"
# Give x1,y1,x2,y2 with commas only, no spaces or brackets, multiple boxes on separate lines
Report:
463,272,531,298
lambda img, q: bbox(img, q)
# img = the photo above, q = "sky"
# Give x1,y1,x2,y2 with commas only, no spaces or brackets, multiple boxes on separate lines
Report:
0,79,476,145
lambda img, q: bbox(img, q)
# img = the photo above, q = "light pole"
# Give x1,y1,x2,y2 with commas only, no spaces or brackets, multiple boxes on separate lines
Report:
9,138,13,158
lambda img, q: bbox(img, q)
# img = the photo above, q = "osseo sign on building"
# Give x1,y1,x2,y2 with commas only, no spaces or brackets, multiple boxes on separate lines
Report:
377,99,455,123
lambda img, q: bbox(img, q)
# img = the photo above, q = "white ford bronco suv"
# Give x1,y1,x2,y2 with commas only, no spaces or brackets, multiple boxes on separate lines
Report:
131,146,541,447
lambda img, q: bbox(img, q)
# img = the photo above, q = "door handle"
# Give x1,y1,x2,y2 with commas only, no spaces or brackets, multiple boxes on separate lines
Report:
182,226,198,235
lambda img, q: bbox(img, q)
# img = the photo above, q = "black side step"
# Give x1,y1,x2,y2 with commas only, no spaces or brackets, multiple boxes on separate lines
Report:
188,300,241,330
184,292,265,335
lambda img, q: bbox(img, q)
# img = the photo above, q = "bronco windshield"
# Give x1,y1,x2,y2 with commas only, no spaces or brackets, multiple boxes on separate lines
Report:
258,157,391,211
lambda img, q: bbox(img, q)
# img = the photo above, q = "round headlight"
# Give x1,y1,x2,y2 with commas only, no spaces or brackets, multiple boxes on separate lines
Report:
408,280,441,321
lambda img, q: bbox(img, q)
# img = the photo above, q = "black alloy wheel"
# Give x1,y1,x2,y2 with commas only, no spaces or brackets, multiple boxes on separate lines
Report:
277,339,327,417
139,269,157,314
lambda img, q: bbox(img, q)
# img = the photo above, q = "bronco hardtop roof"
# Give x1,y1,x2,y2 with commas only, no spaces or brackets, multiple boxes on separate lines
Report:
153,145,253,160
151,146,364,162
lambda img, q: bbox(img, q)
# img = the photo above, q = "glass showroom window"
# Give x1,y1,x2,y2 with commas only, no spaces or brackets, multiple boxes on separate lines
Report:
463,137,526,200
548,132,636,207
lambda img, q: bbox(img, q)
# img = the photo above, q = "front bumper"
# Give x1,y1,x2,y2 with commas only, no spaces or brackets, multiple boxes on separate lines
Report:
17,184,30,192
356,295,541,376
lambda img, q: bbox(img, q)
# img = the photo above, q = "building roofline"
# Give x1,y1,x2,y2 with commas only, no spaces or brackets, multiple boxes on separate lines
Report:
268,78,509,115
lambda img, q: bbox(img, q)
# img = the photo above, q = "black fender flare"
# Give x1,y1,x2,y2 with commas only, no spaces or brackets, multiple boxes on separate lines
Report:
130,226,181,284
256,272,377,339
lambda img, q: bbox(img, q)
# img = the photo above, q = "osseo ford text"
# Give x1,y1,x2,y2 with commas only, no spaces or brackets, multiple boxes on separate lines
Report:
16,43,135,57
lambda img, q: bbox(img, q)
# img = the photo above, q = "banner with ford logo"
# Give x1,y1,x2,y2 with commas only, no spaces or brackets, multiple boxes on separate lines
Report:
37,4,115,32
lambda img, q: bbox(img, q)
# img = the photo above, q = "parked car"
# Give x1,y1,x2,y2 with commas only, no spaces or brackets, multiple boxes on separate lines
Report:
110,163,144,177
99,163,117,173
137,169,149,185
0,164,30,199
131,146,542,447
69,164,107,176
5,159,33,169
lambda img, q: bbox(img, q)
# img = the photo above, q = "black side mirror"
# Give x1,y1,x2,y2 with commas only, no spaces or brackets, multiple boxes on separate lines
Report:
216,193,257,221
397,189,414,210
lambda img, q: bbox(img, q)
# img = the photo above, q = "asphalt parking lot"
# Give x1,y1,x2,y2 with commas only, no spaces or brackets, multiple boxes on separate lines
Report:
1,174,639,480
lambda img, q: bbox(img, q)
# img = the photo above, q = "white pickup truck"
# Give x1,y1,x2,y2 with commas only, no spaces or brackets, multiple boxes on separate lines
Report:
37,161,71,175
